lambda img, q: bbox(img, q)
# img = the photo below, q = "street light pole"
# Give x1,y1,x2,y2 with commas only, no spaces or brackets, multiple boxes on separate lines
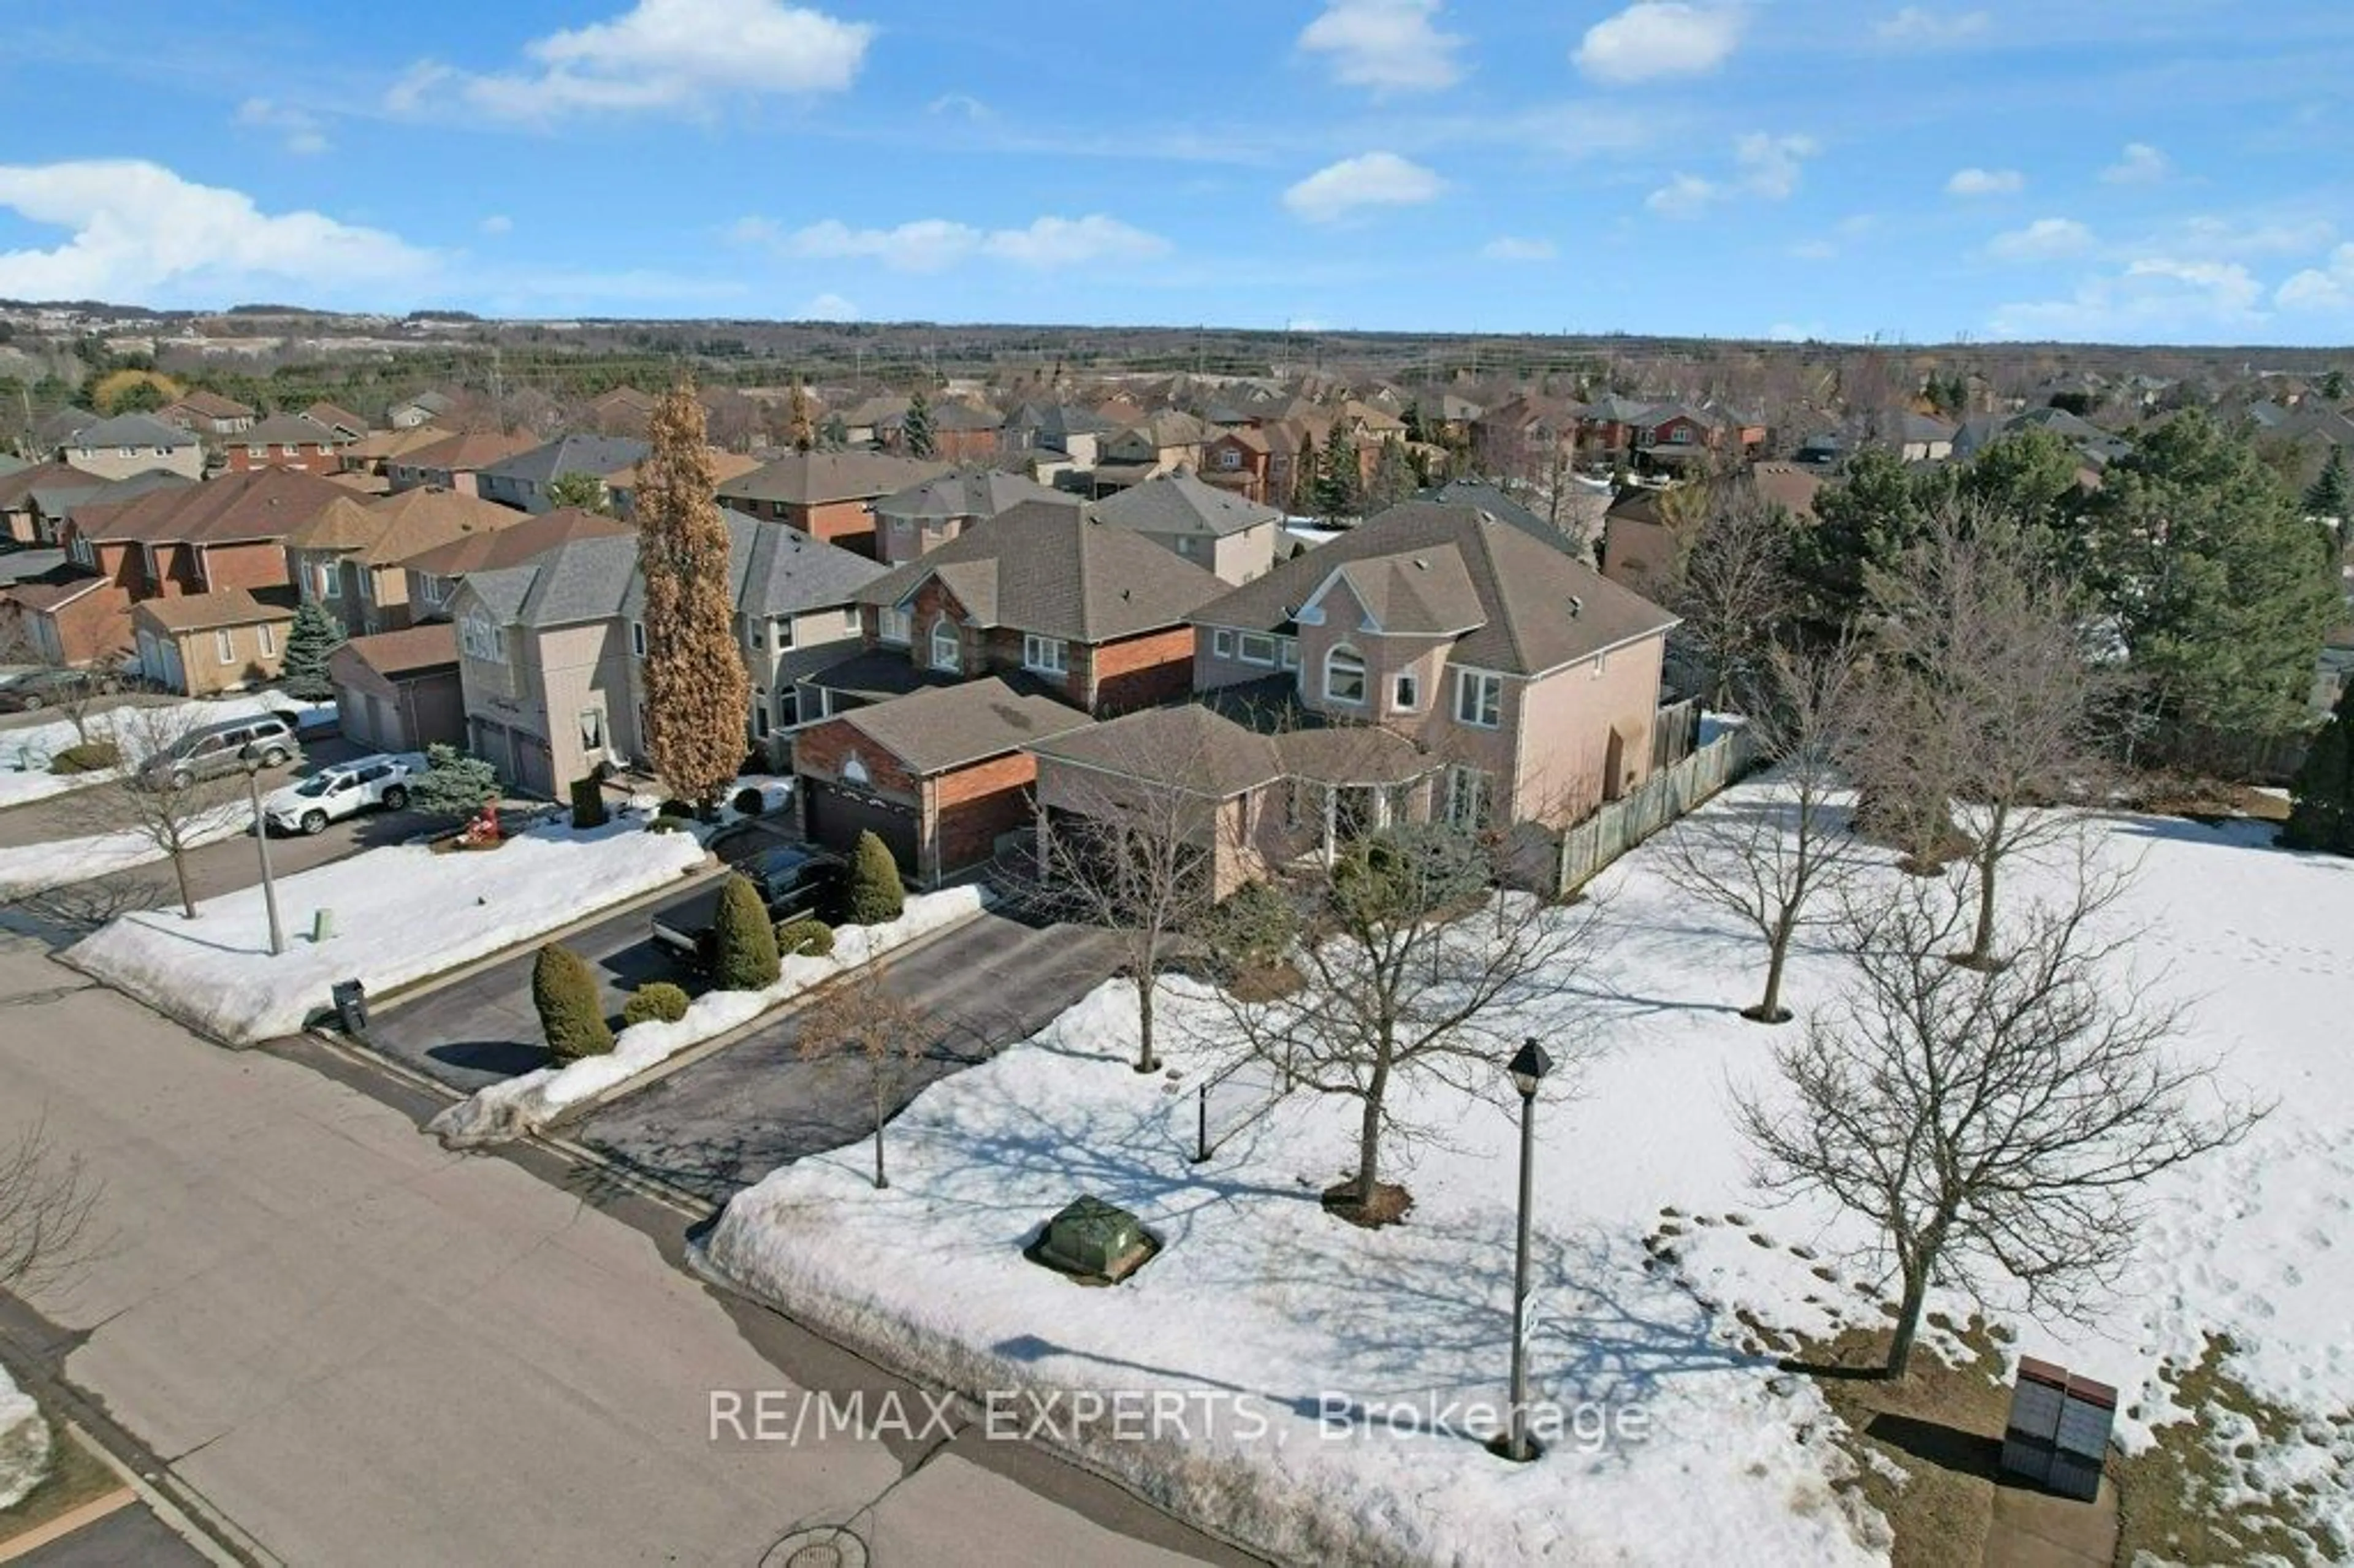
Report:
1501,1037,1553,1463
242,750,285,957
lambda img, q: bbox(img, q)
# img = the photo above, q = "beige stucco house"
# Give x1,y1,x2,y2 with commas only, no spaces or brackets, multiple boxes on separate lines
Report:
1092,470,1282,585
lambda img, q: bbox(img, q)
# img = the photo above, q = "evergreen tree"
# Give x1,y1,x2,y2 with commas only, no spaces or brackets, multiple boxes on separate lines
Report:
546,471,613,514
406,744,499,818
1314,425,1360,523
2083,411,2341,736
278,598,344,701
818,413,848,451
2305,448,2349,521
636,382,751,810
787,377,815,453
1365,436,1417,514
532,943,614,1063
902,390,936,459
710,873,782,990
844,830,905,925
2285,683,2354,855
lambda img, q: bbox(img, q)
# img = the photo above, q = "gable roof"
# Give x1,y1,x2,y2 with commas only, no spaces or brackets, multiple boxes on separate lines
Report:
872,465,1072,523
288,487,525,566
829,676,1092,777
0,459,94,509
723,509,892,617
1092,470,1281,539
72,468,346,547
603,447,765,491
68,413,196,451
1307,544,1486,637
166,389,255,420
462,533,641,628
1027,702,1281,798
719,451,951,507
398,506,631,579
241,411,352,447
856,500,1228,643
480,434,650,485
345,425,454,463
34,409,97,447
302,400,370,436
132,587,296,634
1195,501,1677,677
395,428,539,474
329,622,460,681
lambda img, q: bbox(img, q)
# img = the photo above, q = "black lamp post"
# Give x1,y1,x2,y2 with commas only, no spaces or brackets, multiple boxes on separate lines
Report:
240,745,286,957
1500,1036,1552,1462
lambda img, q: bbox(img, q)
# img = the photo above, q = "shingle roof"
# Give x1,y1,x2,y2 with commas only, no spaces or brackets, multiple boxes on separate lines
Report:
302,401,370,436
329,622,459,680
0,460,99,509
132,587,295,634
345,425,454,463
1092,470,1281,539
398,506,631,578
72,468,346,546
169,389,254,420
240,412,349,447
719,451,951,507
289,487,523,565
397,428,539,473
463,533,641,628
871,465,1068,523
481,434,650,485
831,676,1092,776
1026,703,1281,798
1414,481,1559,546
1195,501,1677,677
1309,544,1486,636
723,510,892,617
855,500,1228,643
33,409,95,447
69,413,196,450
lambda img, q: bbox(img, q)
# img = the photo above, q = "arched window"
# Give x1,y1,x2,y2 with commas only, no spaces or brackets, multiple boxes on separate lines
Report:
931,618,961,672
1324,644,1366,705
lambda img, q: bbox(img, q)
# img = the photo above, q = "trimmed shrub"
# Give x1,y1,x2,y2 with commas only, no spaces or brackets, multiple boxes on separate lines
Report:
531,943,613,1063
732,785,766,818
843,829,905,926
621,981,691,1027
775,918,834,959
657,798,694,819
569,776,609,831
49,740,122,775
710,872,781,990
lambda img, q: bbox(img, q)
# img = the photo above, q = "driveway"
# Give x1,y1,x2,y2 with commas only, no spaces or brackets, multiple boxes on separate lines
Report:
575,910,1123,1203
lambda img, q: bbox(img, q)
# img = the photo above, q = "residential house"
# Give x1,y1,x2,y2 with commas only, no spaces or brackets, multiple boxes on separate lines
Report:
400,506,633,626
791,676,1092,886
869,466,1071,565
224,413,356,476
329,623,465,755
284,487,525,635
1093,470,1282,585
131,588,298,695
1338,400,1409,444
1599,464,1821,596
716,451,950,560
880,400,1002,461
1002,403,1114,468
10,467,192,549
302,401,371,440
33,409,96,452
1867,409,1957,462
63,468,344,604
1421,393,1484,443
598,447,766,522
590,387,658,436
0,574,133,669
696,513,889,758
1200,427,1272,502
1092,412,1209,495
387,428,538,496
340,424,454,479
476,434,650,514
821,500,1228,722
385,390,454,430
59,414,204,482
156,389,256,437
1191,500,1681,859
1473,394,1585,476
833,395,908,447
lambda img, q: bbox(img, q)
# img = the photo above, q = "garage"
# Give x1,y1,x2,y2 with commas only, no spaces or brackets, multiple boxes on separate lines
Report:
804,779,920,876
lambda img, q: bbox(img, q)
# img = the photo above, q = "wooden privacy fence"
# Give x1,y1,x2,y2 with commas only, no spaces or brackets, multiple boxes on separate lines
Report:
1553,725,1759,896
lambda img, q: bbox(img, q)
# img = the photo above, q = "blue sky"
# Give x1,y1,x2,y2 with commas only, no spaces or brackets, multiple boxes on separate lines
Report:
1,0,2350,344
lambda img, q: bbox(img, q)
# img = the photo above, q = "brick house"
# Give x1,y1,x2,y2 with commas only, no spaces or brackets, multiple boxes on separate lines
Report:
223,413,355,476
340,424,454,479
132,588,299,696
284,487,525,635
59,414,205,482
156,390,256,438
1191,500,1680,855
62,469,346,604
814,500,1227,723
387,429,539,497
869,466,1070,566
1200,428,1272,503
0,576,134,668
791,676,1092,886
1091,412,1209,496
716,451,951,560
600,448,764,522
1600,465,1821,596
329,622,466,755
302,401,372,440
880,400,1003,462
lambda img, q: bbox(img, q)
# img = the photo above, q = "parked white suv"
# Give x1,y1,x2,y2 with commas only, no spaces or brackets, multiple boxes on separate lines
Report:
261,753,427,835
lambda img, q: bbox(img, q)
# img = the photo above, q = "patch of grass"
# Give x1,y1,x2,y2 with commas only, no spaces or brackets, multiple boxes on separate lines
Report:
2113,1333,2350,1567
0,1425,124,1548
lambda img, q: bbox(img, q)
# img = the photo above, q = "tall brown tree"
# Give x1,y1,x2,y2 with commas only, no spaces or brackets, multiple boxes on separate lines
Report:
636,381,750,810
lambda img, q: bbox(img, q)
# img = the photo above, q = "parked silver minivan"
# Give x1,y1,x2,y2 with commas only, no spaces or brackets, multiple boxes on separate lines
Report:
138,712,301,789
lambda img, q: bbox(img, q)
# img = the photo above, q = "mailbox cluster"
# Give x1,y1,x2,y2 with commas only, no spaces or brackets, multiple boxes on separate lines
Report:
2001,1355,2116,1502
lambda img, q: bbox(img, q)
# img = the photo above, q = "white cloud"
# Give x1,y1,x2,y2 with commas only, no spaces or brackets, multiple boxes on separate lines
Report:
1990,257,2268,340
1788,239,1838,261
1480,235,1556,262
390,0,871,122
1299,0,1466,93
1986,217,2096,262
925,92,992,120
2162,215,2334,261
2101,142,2170,185
479,214,513,235
801,292,860,321
1647,131,1816,218
0,159,432,304
2277,244,2354,314
234,98,330,156
746,213,1169,272
1282,151,1445,223
1575,3,1743,85
1875,7,1987,46
1946,166,2024,197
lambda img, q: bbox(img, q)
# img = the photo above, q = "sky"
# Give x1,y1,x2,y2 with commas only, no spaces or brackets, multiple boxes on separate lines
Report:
0,0,2350,346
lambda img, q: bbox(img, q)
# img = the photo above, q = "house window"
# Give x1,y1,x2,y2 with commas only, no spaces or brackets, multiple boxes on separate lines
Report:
1023,634,1068,674
931,619,960,672
774,617,794,650
1175,535,1197,556
118,446,135,459
461,615,506,663
630,621,646,658
1455,669,1503,729
580,708,605,754
1240,633,1277,666
1217,447,1240,471
319,563,341,601
878,607,912,644
247,445,265,459
750,626,764,649
752,695,771,740
1324,644,1367,705
1279,638,1300,671
215,629,235,664
843,608,859,632
1212,629,1236,659
777,688,801,728
1393,672,1420,712
1444,766,1493,832
257,623,276,657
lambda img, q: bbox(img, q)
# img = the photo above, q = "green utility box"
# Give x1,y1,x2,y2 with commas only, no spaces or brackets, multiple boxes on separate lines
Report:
1034,1196,1154,1282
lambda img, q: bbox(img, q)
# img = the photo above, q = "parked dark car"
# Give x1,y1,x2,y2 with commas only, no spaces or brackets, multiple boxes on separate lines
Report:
0,668,117,712
652,846,842,967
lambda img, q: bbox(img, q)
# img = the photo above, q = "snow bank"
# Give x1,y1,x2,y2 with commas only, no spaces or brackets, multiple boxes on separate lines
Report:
702,792,2354,1564
0,693,332,809
0,800,251,899
65,818,706,1045
429,886,988,1146
0,1363,49,1512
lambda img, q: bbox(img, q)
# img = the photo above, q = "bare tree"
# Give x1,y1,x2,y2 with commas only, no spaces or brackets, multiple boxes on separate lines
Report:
794,962,935,1190
1,1113,100,1295
1738,859,2263,1378
1658,481,1800,711
1862,508,2109,965
1197,823,1595,1224
102,706,251,920
0,620,118,751
1661,639,1867,1022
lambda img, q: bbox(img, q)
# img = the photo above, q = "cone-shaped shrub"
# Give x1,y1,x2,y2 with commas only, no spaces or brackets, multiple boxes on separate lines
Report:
533,943,612,1062
711,872,781,990
844,830,905,926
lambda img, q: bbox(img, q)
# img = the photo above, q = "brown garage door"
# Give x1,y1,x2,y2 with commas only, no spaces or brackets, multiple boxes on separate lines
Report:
804,780,920,878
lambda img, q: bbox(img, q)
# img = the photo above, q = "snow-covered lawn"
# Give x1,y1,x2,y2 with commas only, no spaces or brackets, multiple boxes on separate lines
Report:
704,790,2354,1565
0,801,252,900
0,693,332,810
431,887,988,1146
66,816,706,1045
0,1364,47,1512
